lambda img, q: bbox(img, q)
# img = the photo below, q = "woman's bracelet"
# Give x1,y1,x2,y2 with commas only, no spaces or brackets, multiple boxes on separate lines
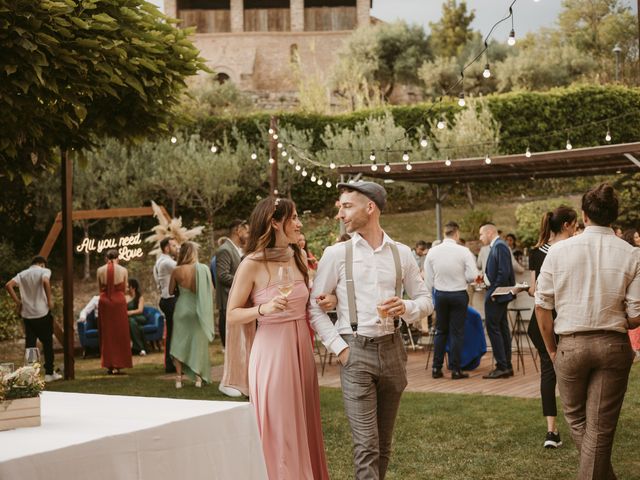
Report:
257,304,263,316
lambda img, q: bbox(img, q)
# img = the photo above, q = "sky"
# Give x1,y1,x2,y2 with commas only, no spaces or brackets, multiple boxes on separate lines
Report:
148,1,636,38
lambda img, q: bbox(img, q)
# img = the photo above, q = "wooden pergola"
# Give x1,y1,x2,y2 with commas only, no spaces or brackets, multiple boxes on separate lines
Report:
336,142,640,238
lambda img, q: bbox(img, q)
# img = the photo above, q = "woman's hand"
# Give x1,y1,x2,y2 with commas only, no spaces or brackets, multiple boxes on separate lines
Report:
315,293,337,312
260,295,288,315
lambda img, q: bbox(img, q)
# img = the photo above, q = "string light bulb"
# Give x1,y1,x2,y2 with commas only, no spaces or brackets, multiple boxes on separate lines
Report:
273,189,278,195
437,118,446,129
508,29,516,46
210,145,218,153
268,157,275,164
268,128,274,135
445,158,452,167
251,153,257,160
605,130,612,142
384,162,391,173
483,63,491,78
525,147,531,158
301,169,308,177
317,179,323,186
281,150,287,157
288,157,295,165
371,160,378,171
402,151,410,162
170,136,177,144
369,150,376,161
310,174,317,182
329,161,336,169
405,161,412,171
326,181,332,188
485,154,492,165
565,138,572,150
272,134,278,140
420,137,428,148
458,92,466,107
295,164,301,171
277,142,283,149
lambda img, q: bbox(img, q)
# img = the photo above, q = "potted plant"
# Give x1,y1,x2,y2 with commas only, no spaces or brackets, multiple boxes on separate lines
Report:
0,364,45,431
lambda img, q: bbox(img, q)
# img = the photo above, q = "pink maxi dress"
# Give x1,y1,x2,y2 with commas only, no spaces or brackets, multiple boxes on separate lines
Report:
249,280,330,480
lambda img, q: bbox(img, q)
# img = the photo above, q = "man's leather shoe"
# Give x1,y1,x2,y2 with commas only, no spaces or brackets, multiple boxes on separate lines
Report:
451,370,469,380
482,368,510,379
507,368,514,377
432,368,444,379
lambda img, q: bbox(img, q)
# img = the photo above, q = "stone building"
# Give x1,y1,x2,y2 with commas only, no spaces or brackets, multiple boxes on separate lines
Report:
164,0,373,101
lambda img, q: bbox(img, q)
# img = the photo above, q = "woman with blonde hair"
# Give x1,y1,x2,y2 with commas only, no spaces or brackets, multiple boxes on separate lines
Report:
169,241,215,388
225,197,330,480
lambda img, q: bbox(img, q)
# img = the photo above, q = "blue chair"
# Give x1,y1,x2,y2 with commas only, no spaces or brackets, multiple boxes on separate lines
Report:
77,306,165,357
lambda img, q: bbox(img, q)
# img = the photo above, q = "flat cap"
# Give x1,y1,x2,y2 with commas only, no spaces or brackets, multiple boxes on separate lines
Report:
337,181,387,211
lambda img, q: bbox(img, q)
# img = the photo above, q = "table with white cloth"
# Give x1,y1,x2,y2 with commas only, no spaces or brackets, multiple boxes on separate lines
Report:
0,391,268,480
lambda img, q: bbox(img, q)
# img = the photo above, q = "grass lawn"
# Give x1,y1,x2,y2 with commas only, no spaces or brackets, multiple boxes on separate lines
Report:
4,340,638,480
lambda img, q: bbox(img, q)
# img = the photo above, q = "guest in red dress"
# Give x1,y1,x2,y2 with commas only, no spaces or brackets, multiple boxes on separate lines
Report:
97,250,132,374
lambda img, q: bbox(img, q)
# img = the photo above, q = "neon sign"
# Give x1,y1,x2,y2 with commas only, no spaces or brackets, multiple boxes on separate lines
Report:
75,233,144,262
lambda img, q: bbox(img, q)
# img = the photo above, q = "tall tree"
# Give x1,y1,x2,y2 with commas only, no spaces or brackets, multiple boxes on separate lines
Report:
429,0,476,59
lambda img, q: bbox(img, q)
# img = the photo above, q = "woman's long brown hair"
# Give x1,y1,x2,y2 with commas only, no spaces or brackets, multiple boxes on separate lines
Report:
245,197,309,286
534,206,578,248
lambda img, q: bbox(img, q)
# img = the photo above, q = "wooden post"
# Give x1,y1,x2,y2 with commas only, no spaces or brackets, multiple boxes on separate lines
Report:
269,116,278,196
61,149,75,380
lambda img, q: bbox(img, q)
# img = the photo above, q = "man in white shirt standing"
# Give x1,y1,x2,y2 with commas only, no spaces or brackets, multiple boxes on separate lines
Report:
154,238,178,373
5,256,61,382
536,183,640,480
310,181,433,480
424,221,478,379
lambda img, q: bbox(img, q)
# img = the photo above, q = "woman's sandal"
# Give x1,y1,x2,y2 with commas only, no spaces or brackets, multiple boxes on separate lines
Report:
175,375,183,389
195,376,202,388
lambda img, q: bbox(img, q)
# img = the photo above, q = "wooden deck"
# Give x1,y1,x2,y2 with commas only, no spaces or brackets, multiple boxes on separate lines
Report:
315,346,544,399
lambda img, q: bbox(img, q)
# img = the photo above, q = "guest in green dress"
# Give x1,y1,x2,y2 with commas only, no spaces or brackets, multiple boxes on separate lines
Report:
126,278,148,356
169,241,215,389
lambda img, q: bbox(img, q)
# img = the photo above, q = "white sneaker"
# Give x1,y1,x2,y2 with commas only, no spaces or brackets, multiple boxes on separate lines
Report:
139,350,146,356
45,372,63,382
218,384,243,398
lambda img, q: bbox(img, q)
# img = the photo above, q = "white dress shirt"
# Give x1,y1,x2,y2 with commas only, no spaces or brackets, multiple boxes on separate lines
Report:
424,238,478,292
12,265,51,318
154,254,177,299
310,232,433,355
78,295,100,322
536,226,640,334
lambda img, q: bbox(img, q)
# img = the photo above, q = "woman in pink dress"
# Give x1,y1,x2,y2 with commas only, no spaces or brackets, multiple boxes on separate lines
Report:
226,197,330,480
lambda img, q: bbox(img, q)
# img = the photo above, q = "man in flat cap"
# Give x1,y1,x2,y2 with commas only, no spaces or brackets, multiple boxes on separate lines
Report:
310,181,433,480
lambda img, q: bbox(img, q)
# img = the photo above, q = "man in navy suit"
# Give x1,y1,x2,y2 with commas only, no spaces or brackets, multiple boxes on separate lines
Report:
479,223,515,379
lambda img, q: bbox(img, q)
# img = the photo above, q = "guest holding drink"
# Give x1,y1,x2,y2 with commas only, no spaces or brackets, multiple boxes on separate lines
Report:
169,241,215,388
126,278,148,356
226,197,330,480
526,206,577,449
97,250,132,375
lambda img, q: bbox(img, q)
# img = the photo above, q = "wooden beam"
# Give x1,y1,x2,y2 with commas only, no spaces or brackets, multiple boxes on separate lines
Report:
61,149,75,380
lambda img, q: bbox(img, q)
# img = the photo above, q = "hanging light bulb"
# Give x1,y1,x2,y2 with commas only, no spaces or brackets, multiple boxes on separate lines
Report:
369,150,376,161
483,63,491,78
371,161,378,172
445,158,452,166
268,128,274,135
566,138,572,150
268,157,275,164
402,151,410,162
605,130,612,142
329,161,336,169
437,118,446,129
310,174,317,182
272,134,278,140
277,142,283,149
420,137,428,148
301,169,308,177
458,92,466,107
326,181,332,188
507,29,516,46
170,136,177,144
525,147,531,158
281,150,287,157
295,163,301,171
288,157,295,165
210,145,218,153
384,162,391,173
273,188,279,195
484,154,491,165
317,179,323,186
251,152,257,160
405,161,412,171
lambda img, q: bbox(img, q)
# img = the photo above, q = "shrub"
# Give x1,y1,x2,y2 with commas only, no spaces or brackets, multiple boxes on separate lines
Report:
515,198,579,247
460,209,493,240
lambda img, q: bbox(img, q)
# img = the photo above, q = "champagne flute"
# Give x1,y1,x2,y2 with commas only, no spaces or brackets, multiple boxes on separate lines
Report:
376,286,389,326
277,266,294,298
24,347,40,366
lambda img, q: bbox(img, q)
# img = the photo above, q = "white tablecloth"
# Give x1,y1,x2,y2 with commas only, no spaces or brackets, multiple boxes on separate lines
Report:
0,392,267,480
